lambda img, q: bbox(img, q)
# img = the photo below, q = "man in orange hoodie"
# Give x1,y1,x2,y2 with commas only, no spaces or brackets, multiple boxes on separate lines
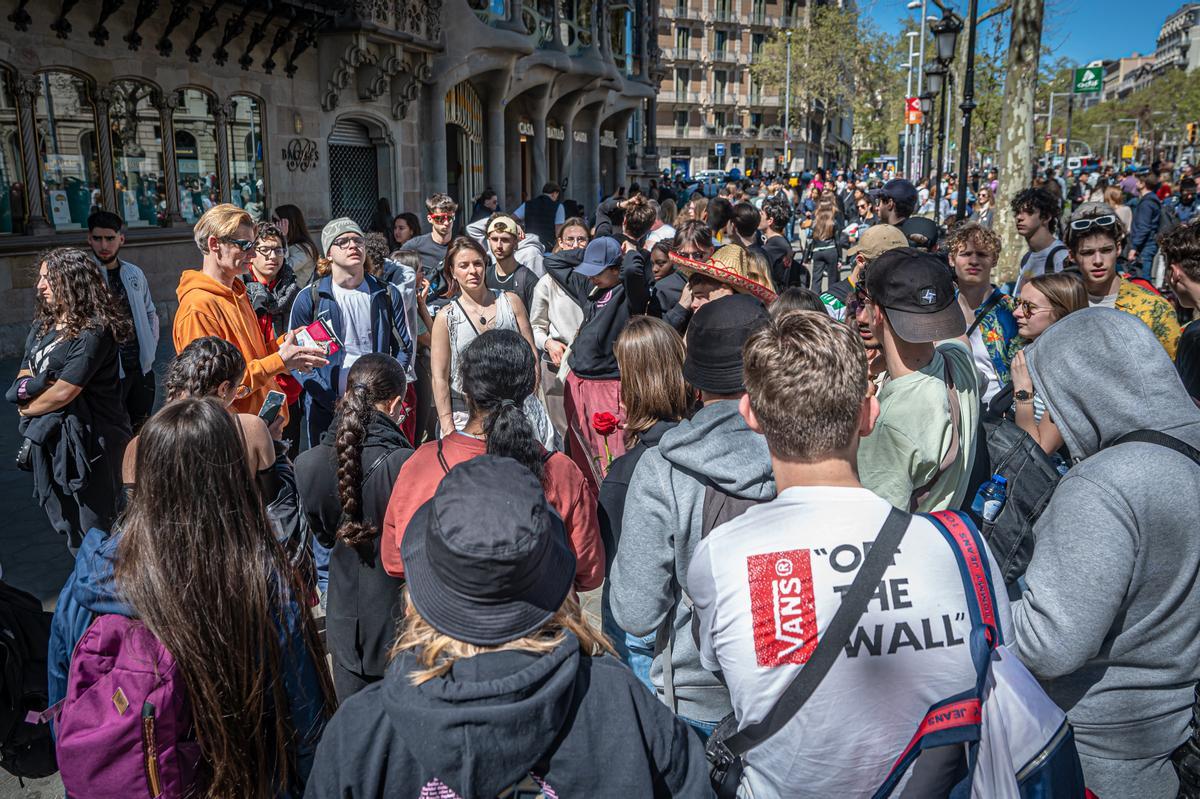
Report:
174,204,327,422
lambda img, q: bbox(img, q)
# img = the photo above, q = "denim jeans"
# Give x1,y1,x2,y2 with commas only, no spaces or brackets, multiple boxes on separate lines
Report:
678,714,719,742
601,590,656,695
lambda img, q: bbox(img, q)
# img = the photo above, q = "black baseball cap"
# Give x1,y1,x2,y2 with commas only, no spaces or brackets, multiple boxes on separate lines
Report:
683,293,769,395
865,247,964,343
900,217,940,250
870,179,919,210
401,455,576,646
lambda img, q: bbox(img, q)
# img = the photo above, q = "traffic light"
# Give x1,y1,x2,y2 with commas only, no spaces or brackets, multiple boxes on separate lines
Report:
1057,141,1065,156
1044,135,1052,153
1189,122,1198,146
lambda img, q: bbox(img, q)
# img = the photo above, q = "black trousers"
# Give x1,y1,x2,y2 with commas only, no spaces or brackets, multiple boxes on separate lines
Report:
121,367,157,433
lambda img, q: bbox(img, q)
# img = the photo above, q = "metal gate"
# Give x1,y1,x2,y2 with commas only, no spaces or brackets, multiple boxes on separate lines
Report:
328,120,378,229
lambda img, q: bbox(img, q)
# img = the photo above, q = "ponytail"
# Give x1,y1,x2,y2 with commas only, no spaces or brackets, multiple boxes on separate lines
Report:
460,329,545,484
333,354,408,547
482,397,544,483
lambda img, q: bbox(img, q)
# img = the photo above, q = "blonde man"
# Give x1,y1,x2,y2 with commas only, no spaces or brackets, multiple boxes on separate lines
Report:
174,203,326,420
688,309,1011,797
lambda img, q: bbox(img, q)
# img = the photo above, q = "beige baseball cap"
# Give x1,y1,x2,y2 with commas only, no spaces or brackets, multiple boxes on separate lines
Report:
847,223,908,261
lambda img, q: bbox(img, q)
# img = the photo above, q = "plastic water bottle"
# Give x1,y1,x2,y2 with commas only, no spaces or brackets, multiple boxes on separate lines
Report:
971,475,1008,523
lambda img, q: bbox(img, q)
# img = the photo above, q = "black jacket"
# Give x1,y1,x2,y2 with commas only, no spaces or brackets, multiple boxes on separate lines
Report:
598,420,678,573
304,633,712,798
295,412,413,681
548,247,651,380
650,270,686,319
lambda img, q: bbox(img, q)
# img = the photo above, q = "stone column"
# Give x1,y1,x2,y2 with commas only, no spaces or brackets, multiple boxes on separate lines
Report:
211,99,233,203
14,76,51,234
153,91,185,224
425,85,448,198
645,96,658,157
588,114,602,212
532,116,548,194
614,113,629,190
485,93,506,202
560,116,575,197
92,86,119,214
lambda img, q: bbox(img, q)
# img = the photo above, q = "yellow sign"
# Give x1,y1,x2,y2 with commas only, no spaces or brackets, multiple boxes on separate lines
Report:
1043,135,1053,153
1121,145,1135,160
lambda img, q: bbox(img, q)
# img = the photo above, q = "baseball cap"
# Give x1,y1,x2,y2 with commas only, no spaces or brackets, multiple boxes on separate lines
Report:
847,223,908,259
900,217,940,251
682,293,770,395
574,236,622,277
870,179,919,210
401,455,576,647
865,247,964,343
320,218,365,256
486,215,521,236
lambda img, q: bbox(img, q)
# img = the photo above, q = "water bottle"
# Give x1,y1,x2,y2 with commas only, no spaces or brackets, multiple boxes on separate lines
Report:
971,474,1008,524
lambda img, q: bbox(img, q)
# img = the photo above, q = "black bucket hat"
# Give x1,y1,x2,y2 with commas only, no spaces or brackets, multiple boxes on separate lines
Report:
401,455,576,646
682,293,770,395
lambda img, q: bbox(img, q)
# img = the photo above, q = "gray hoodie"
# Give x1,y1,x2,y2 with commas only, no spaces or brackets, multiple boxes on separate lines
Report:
1012,307,1200,798
609,400,775,723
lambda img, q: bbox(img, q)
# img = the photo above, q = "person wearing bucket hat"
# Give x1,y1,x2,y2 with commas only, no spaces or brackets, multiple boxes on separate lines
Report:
669,243,778,308
610,294,774,737
306,455,711,799
855,247,981,513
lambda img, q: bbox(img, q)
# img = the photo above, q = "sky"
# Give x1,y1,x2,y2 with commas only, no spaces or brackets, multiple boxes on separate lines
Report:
866,0,1171,67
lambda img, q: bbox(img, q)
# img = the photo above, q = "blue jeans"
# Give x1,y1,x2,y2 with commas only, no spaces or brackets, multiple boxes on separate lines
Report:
601,591,656,694
678,714,719,741
1138,241,1158,281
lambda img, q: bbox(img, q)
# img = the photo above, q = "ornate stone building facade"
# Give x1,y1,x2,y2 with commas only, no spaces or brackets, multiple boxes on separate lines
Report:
0,0,657,349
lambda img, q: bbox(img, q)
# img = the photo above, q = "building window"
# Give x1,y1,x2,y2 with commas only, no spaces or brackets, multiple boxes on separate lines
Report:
674,110,687,134
35,71,100,230
227,94,267,220
109,79,167,228
676,27,689,50
714,29,727,56
714,70,727,101
752,33,764,55
174,88,219,224
0,69,25,235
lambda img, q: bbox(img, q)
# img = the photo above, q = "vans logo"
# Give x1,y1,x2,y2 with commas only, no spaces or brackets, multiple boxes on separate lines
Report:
747,548,818,667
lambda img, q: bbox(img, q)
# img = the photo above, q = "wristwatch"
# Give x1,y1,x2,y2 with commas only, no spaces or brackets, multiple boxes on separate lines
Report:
1014,388,1035,402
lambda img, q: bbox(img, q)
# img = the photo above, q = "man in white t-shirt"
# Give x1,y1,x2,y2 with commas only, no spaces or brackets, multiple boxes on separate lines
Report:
688,309,1012,797
1012,187,1069,294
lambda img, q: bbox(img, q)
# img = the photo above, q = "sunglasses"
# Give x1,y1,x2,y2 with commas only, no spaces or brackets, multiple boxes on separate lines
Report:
849,288,872,315
332,235,365,250
675,249,709,260
428,213,454,223
221,237,256,252
1014,299,1049,317
1069,214,1117,234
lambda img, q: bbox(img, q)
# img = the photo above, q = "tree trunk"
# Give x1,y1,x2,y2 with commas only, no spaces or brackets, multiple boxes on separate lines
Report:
994,0,1044,281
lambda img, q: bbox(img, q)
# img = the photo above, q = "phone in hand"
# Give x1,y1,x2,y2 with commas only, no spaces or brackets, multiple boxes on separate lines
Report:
258,390,286,426
296,317,341,356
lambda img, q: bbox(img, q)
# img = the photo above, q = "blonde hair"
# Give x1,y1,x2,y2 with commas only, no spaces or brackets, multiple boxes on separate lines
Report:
945,221,1001,262
391,593,615,685
615,316,690,447
193,203,252,253
743,310,867,461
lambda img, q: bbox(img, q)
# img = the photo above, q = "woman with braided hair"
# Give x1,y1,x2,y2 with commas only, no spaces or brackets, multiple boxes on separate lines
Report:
295,354,413,699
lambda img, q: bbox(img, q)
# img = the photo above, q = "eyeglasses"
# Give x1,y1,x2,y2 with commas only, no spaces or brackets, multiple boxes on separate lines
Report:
221,237,256,252
428,213,454,223
332,235,365,250
1015,299,1050,317
849,288,872,316
1069,214,1117,234
255,245,286,258
675,249,709,260
560,234,589,248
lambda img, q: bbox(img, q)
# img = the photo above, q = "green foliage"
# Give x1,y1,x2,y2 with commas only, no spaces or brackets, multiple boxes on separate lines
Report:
1071,69,1200,160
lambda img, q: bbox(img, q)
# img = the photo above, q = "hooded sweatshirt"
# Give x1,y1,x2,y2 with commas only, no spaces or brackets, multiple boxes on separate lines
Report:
174,269,287,419
1011,307,1200,798
303,633,712,798
609,400,775,723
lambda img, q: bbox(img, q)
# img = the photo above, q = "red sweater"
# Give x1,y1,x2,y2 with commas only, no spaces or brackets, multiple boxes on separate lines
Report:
381,433,605,592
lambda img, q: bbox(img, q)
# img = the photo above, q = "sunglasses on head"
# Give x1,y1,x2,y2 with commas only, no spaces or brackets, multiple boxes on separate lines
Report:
1069,214,1117,234
221,237,256,252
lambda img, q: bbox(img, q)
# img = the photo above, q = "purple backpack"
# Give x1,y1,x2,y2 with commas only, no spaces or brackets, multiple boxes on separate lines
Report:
56,614,202,798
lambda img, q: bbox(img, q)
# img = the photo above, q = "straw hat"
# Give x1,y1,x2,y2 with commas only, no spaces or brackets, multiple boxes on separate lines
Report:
669,244,778,304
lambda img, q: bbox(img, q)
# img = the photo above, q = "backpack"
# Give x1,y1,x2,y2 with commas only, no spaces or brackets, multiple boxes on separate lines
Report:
874,511,1087,798
0,581,56,779
1159,196,1180,239
56,614,201,798
976,391,1064,588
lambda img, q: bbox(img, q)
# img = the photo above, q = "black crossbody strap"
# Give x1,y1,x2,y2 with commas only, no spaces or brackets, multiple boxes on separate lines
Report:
723,506,910,756
965,292,1004,338
1111,429,1200,466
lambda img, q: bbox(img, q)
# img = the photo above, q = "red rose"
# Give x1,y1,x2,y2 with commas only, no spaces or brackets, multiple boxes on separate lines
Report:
592,411,619,437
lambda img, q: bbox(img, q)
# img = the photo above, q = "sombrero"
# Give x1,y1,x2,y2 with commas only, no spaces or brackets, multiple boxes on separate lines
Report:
669,244,778,304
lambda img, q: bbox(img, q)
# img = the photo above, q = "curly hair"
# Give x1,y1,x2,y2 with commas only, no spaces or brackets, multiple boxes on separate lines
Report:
335,354,408,547
1159,218,1200,282
164,336,246,400
945,221,1002,263
364,231,391,277
35,247,134,343
1010,187,1061,232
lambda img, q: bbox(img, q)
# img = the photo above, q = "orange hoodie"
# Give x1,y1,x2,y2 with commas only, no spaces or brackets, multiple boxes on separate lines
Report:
174,269,288,420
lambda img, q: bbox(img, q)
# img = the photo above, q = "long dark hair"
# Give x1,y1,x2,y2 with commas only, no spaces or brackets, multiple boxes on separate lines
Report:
35,247,133,343
335,354,408,547
164,336,246,401
459,329,543,482
442,236,489,297
115,397,335,796
273,204,319,263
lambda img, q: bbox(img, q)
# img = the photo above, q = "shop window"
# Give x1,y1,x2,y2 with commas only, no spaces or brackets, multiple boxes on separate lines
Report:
35,71,100,230
0,69,25,235
109,79,167,228
226,94,266,221
173,88,219,225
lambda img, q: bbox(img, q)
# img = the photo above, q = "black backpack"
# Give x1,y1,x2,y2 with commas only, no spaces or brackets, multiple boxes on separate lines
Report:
0,581,57,778
977,386,1064,592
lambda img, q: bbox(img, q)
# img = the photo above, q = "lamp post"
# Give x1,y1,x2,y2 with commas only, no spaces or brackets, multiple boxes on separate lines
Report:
953,0,975,221
784,30,792,172
920,93,934,181
925,62,948,225
907,0,928,177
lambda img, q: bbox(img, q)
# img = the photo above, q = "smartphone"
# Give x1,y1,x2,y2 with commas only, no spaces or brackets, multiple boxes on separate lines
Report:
258,390,286,426
296,317,341,356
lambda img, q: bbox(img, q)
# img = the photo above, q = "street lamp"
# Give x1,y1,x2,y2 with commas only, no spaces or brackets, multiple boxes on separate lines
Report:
953,1,977,221
925,61,949,224
932,14,961,64
920,94,935,183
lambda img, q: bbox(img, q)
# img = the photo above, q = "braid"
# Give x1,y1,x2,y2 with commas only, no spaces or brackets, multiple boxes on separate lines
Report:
334,354,408,547
165,337,246,400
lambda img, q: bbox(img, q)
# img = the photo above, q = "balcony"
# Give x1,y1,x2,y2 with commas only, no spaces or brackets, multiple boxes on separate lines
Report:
749,8,769,25
662,90,704,104
780,15,798,27
659,125,710,140
748,93,781,107
709,48,737,63
707,91,738,106
663,47,703,61
671,4,704,20
709,9,741,24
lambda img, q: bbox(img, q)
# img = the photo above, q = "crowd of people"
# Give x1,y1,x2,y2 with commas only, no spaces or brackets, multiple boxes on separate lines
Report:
4,157,1200,799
